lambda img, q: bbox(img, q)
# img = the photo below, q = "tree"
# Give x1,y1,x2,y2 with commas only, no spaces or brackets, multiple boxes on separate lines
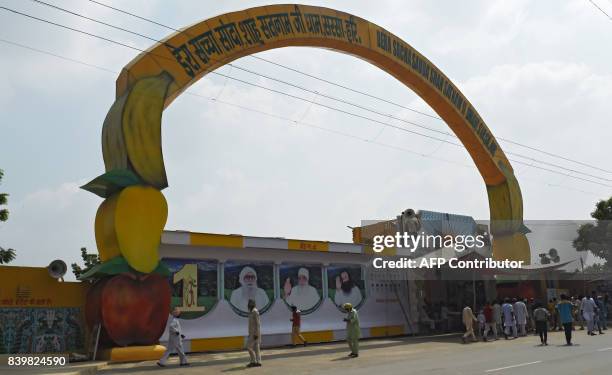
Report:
0,169,16,264
573,197,612,268
71,247,100,279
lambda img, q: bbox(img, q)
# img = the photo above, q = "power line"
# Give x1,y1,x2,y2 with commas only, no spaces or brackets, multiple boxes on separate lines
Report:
0,37,115,73
0,39,471,170
2,7,612,189
24,1,465,139
1,36,610,194
30,0,166,45
88,0,177,31
587,0,612,21
83,0,612,175
212,71,612,183
25,0,612,178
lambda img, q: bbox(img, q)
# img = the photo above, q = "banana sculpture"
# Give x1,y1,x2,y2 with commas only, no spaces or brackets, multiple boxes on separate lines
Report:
82,72,174,274
487,164,531,264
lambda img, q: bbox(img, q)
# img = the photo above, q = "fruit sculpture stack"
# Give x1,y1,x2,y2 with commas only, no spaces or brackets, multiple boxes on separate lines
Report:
80,72,175,348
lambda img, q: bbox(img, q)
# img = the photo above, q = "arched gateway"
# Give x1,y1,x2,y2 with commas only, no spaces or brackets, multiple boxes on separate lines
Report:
80,4,530,354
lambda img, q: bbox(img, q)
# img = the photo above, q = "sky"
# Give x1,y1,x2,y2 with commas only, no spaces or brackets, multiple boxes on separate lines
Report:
1,0,611,280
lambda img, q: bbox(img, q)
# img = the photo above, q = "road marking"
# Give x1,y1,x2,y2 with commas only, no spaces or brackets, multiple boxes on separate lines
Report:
485,361,542,372
597,347,612,352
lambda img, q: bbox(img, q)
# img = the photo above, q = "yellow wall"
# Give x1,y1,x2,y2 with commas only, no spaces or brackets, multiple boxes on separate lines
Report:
0,266,89,308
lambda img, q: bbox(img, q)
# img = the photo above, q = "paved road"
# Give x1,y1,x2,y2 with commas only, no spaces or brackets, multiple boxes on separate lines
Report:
100,330,612,375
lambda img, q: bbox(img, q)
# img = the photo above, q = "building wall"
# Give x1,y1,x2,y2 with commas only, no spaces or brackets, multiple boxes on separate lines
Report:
158,240,414,352
0,266,89,354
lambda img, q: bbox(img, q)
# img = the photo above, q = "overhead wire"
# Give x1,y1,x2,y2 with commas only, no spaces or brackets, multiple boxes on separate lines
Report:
83,0,612,175
1,4,611,189
0,37,473,171
587,0,612,21
22,0,612,179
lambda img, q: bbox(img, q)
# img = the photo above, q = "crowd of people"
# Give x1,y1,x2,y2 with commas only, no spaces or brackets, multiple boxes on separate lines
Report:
461,291,610,346
155,291,608,368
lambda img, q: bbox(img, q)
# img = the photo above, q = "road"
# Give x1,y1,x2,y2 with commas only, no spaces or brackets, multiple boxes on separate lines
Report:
99,330,612,375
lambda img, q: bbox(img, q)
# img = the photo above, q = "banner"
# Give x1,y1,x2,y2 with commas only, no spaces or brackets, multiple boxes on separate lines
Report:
327,265,366,310
279,264,323,314
163,258,218,319
224,261,274,316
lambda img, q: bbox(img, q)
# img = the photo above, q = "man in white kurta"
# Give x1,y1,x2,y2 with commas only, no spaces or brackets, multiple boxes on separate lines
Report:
514,299,528,336
462,306,477,343
158,307,188,367
284,268,321,311
502,299,517,339
230,266,270,312
582,295,597,335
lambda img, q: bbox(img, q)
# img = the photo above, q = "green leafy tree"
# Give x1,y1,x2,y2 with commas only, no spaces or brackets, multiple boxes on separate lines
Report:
573,197,612,269
71,247,100,279
0,169,16,264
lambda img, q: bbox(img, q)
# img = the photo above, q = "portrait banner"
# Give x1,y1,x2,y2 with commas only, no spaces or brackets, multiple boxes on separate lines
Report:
279,264,323,314
224,261,274,316
328,265,366,311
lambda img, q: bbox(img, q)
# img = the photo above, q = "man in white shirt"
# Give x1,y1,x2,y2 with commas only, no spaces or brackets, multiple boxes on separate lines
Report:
158,307,189,367
582,293,598,335
502,298,517,339
513,298,528,336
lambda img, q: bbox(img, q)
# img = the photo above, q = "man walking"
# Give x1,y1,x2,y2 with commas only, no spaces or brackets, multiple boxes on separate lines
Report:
343,303,360,357
594,293,605,334
492,300,503,334
158,307,189,367
482,301,497,341
527,298,535,333
576,295,585,330
461,305,477,343
557,294,574,345
582,293,597,336
290,305,307,346
533,302,550,346
246,299,262,367
502,298,517,339
514,298,528,336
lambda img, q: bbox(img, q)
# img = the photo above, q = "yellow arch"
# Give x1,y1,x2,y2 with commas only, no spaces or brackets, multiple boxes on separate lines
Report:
90,4,530,266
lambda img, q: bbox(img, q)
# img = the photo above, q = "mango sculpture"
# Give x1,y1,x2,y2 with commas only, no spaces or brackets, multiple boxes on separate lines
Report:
95,185,168,273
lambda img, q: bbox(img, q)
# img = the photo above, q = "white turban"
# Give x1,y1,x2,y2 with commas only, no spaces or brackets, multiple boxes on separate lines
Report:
297,267,309,280
239,266,257,285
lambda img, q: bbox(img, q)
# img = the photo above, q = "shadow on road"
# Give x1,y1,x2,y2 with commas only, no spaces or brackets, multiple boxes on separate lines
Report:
99,334,464,374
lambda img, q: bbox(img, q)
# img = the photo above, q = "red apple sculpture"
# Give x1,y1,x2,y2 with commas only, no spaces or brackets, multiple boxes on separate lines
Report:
100,273,171,346
85,278,116,347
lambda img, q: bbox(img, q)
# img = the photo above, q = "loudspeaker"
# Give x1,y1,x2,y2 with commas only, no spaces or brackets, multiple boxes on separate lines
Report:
48,259,67,280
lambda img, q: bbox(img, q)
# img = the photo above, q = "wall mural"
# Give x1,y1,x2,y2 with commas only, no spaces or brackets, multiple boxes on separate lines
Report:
0,308,84,354
279,264,323,314
327,265,365,311
163,258,218,319
224,262,274,316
